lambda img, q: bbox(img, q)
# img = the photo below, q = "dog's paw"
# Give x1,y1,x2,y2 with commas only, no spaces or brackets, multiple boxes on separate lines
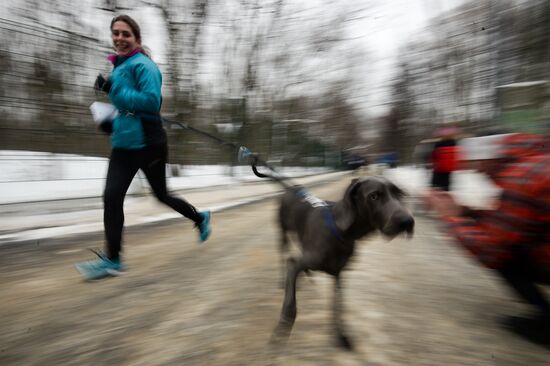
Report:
270,319,294,346
269,331,288,347
336,333,354,350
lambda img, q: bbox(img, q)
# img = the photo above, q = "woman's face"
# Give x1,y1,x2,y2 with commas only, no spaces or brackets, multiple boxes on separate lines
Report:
111,21,140,56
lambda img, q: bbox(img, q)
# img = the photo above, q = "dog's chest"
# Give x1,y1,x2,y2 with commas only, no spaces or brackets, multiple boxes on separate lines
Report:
319,242,355,274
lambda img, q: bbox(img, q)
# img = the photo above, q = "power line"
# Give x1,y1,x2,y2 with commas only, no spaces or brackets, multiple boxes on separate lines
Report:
0,71,97,90
0,17,104,45
0,49,106,72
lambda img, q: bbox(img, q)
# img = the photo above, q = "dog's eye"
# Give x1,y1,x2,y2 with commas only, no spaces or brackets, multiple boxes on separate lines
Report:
368,192,379,201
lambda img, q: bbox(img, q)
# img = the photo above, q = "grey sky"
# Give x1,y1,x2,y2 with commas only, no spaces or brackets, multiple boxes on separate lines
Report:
91,0,469,116
360,0,468,115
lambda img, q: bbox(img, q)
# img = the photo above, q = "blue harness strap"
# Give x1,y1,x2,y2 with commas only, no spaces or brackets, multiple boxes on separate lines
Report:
295,188,343,241
322,205,344,241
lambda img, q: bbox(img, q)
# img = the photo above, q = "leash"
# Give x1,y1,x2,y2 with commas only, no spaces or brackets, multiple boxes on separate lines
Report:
161,117,240,150
159,116,293,185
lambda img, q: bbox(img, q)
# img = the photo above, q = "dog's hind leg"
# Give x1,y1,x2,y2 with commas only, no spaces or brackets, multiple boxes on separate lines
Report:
271,257,305,344
332,274,353,350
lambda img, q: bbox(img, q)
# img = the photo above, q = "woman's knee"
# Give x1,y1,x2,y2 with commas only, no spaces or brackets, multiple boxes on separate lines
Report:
103,187,125,207
154,191,170,204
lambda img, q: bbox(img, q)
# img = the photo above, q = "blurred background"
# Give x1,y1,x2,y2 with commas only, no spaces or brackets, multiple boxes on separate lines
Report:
1,0,548,168
2,2,550,364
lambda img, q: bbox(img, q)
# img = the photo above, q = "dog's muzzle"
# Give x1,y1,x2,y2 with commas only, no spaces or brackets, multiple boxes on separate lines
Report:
383,211,415,238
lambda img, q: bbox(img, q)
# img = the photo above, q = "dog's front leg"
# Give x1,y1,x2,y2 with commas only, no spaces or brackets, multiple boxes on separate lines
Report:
333,274,353,350
271,257,304,344
278,229,290,288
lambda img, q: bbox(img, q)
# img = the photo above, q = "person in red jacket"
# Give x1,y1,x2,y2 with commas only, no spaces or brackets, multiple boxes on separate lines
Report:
425,133,550,341
430,134,461,191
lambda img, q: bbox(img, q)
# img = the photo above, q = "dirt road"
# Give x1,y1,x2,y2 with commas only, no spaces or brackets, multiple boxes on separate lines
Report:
1,177,549,365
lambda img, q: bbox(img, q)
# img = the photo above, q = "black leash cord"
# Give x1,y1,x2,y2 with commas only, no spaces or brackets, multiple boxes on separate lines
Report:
162,118,239,149
161,117,295,186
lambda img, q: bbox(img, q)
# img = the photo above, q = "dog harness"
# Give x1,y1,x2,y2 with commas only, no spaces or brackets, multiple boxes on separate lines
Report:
295,188,344,241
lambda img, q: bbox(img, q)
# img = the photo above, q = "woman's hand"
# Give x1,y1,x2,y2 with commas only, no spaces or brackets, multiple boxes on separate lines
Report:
94,74,112,94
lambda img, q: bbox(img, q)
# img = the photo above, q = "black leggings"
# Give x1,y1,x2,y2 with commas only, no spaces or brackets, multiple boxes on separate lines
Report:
431,171,451,191
103,145,202,259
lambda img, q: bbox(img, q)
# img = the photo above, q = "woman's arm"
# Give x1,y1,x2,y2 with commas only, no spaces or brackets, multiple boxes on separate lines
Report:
109,61,161,114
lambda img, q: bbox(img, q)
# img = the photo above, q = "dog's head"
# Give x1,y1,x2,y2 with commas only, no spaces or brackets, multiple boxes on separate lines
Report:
333,177,414,239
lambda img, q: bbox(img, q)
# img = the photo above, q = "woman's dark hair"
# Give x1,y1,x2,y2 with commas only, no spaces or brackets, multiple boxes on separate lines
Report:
111,15,141,42
110,14,151,57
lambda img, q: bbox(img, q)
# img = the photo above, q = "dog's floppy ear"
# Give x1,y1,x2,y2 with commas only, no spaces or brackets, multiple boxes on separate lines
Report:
333,178,362,232
389,181,406,199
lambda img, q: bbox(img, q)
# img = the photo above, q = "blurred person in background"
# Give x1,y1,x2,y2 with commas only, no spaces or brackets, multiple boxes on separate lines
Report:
430,128,461,191
425,133,550,342
75,14,211,281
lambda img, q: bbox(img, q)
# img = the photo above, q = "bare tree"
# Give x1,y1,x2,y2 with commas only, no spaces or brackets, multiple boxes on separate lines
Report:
148,0,209,120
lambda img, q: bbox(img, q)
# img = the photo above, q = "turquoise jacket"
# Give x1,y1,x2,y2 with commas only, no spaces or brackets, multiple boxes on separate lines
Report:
108,52,166,149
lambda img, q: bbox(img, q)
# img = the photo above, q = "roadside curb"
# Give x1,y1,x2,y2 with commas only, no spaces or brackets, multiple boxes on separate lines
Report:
0,172,349,246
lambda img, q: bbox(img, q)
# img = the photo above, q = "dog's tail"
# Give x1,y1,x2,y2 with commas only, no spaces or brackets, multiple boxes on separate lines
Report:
251,156,294,189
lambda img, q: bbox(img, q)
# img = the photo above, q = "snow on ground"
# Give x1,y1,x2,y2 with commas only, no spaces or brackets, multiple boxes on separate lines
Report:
0,151,331,204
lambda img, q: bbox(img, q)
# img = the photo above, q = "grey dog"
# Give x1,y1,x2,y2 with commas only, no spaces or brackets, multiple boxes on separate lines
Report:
270,175,415,349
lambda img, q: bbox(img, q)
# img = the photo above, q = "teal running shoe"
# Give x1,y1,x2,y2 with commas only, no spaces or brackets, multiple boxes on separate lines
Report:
75,250,126,281
197,211,211,243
